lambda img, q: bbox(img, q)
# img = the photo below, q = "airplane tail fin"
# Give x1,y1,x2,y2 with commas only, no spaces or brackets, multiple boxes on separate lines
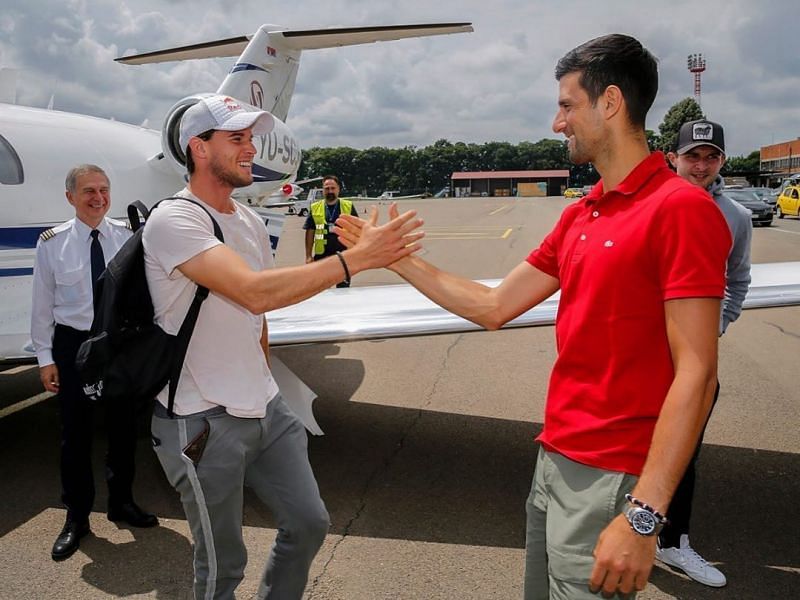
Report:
116,23,472,122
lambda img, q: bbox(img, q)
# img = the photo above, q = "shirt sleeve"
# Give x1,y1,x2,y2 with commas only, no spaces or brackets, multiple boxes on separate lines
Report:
721,209,752,333
526,209,568,279
350,203,358,216
142,201,222,277
303,213,315,230
654,187,731,301
30,241,56,366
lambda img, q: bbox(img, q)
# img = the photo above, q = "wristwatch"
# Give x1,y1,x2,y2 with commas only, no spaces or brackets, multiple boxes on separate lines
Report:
623,504,664,536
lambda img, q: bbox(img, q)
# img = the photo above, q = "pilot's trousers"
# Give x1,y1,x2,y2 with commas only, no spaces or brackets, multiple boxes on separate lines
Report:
53,324,137,522
151,395,329,600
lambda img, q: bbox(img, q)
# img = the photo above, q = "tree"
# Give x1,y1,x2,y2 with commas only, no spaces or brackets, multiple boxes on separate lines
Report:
656,97,704,153
722,150,761,176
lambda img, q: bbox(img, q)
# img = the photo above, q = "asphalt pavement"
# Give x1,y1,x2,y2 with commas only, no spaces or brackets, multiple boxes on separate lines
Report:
1,196,798,599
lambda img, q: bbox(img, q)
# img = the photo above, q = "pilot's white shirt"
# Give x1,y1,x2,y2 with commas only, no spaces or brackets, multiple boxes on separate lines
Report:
31,216,132,366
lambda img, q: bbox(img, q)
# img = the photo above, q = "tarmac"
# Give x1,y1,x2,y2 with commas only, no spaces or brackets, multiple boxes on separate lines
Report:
1,196,798,599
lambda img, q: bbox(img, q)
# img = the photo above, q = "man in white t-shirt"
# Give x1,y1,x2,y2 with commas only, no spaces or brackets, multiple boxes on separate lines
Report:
143,94,423,600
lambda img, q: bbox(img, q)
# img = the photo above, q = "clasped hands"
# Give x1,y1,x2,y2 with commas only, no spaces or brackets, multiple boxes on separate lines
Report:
332,203,424,270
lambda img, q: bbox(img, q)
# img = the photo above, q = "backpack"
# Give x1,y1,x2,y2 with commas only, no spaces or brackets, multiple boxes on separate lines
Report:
75,197,223,417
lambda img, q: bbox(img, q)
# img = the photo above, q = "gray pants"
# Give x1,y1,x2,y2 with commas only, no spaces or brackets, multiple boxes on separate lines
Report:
151,395,330,600
524,448,638,600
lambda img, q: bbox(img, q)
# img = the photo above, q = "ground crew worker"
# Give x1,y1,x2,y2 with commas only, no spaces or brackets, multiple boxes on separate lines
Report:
303,175,358,287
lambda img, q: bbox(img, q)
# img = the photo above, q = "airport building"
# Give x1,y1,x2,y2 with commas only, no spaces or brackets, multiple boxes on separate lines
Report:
450,170,570,197
760,138,800,186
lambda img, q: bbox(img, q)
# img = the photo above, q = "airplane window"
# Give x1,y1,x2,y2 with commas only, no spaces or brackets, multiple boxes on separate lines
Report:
0,134,24,184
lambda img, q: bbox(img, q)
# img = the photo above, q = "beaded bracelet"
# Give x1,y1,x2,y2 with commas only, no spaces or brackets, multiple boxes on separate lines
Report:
625,494,668,524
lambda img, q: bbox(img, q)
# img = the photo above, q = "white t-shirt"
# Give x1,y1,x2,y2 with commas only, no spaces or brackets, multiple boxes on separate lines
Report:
142,189,279,417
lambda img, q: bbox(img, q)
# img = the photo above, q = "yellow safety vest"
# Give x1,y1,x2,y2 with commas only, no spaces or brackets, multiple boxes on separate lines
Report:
310,199,353,256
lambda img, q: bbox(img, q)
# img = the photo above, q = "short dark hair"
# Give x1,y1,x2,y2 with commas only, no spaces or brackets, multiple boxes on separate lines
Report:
555,34,658,128
185,129,216,174
322,175,340,187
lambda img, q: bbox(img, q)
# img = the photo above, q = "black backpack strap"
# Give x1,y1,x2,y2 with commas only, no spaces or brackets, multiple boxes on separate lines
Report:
158,197,225,417
127,201,150,232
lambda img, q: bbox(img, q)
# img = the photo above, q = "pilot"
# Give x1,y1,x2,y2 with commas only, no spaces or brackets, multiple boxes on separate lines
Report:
659,119,752,588
31,164,158,562
303,174,358,287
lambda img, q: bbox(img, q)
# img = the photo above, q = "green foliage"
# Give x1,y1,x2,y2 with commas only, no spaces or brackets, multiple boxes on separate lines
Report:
722,150,761,175
657,97,704,153
297,137,601,195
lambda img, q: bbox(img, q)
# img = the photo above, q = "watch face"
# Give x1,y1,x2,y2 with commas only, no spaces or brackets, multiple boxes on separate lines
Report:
630,508,657,535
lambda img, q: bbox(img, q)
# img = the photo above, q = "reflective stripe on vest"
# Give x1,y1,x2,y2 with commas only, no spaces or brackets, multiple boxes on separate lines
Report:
310,199,353,256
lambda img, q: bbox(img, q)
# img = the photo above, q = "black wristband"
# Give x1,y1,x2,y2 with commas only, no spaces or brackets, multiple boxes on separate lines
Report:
335,251,351,285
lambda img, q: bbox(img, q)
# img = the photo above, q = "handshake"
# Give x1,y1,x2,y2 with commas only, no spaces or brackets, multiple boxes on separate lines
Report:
331,203,424,274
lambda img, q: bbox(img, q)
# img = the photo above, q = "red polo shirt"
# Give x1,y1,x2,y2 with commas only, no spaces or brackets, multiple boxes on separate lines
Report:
527,152,731,475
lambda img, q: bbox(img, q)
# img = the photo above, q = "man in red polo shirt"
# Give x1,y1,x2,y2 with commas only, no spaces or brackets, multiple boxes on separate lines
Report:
336,34,731,599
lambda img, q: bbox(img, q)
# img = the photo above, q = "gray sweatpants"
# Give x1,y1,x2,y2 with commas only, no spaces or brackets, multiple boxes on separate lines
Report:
151,395,330,600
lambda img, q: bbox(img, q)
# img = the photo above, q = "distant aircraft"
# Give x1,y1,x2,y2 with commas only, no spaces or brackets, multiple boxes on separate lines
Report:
345,190,425,201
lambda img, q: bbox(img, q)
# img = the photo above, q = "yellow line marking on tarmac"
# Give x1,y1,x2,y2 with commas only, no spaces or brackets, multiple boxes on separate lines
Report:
0,391,54,420
489,204,511,216
0,365,36,375
427,236,504,240
501,228,512,239
424,226,511,230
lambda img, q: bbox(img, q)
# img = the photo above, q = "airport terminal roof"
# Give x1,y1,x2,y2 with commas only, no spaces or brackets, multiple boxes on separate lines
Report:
451,170,570,179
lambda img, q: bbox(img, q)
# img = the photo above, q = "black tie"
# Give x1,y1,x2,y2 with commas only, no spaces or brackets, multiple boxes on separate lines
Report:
90,229,105,298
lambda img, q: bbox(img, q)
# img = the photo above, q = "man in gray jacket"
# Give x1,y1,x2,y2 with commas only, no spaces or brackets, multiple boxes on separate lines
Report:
662,119,752,587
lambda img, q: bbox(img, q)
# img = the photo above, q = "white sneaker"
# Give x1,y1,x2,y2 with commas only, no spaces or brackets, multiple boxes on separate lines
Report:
656,534,727,587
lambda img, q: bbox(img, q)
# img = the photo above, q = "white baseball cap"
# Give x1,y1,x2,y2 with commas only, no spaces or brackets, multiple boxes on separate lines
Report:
179,94,274,153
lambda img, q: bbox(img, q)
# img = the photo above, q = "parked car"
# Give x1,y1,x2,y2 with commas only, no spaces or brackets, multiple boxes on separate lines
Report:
740,187,777,212
776,185,800,219
725,189,773,226
564,187,584,198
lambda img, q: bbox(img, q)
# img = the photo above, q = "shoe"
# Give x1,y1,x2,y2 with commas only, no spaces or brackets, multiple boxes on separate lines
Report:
656,534,727,587
51,519,90,561
107,502,158,528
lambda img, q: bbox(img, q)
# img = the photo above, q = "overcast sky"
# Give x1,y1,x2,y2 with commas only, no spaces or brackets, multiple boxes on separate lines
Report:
1,0,797,157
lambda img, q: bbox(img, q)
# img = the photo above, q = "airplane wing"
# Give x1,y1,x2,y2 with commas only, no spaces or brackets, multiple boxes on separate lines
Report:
266,261,800,346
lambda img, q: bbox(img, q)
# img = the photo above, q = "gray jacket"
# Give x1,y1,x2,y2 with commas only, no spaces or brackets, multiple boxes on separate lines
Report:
708,176,752,334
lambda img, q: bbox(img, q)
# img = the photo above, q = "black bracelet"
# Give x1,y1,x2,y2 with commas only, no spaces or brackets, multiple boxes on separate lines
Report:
625,494,668,523
335,251,351,285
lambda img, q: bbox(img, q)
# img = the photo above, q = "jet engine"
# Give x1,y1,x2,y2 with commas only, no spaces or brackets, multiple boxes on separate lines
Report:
159,93,302,206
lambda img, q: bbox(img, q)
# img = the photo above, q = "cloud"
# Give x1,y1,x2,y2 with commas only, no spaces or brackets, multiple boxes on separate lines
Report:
2,0,798,155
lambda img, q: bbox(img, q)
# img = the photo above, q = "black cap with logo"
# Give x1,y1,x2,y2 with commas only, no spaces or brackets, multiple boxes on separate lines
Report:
675,119,725,155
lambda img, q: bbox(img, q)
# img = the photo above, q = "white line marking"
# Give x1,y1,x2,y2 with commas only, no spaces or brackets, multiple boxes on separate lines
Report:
765,226,800,236
0,365,36,375
489,205,510,216
0,391,54,420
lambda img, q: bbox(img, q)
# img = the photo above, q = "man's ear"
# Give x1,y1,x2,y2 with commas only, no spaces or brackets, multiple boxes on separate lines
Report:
666,152,678,169
602,85,623,120
188,137,207,160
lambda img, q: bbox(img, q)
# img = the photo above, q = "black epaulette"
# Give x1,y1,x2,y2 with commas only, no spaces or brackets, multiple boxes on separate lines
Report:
39,228,56,242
